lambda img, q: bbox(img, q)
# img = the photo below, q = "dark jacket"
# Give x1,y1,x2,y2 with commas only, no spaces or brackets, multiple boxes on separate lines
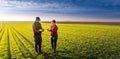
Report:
33,22,42,36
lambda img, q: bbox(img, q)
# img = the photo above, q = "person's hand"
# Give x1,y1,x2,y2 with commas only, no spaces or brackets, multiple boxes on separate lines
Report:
39,29,42,32
39,29,44,32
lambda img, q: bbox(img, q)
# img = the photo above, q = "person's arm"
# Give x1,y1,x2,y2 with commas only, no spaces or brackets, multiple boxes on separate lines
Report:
32,24,35,32
47,25,52,32
48,25,57,33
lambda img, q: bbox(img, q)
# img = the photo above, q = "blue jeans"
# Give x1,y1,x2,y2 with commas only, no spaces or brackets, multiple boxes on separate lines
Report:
51,36,58,49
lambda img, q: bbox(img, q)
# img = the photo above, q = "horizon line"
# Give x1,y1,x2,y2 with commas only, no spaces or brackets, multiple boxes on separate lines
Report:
0,20,120,22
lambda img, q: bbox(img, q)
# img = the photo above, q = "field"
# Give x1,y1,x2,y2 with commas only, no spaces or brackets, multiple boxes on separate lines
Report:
0,21,120,59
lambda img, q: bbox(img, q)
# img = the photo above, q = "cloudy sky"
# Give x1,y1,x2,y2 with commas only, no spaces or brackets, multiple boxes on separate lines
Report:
0,0,120,21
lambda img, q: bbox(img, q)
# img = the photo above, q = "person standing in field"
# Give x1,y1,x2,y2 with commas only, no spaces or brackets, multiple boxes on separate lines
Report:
32,17,44,54
47,20,58,53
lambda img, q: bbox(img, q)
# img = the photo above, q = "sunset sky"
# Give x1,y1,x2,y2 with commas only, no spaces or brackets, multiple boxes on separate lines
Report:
0,0,120,22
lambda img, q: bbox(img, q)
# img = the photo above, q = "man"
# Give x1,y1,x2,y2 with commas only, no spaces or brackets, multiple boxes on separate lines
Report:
47,20,58,53
32,17,44,54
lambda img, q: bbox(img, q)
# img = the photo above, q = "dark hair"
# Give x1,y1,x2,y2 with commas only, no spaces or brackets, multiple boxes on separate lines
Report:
52,19,56,23
36,17,40,21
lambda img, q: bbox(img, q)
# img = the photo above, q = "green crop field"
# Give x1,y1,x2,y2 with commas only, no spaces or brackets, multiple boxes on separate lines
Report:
0,21,120,59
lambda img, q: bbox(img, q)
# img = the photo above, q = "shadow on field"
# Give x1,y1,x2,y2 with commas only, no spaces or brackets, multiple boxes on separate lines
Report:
35,51,54,59
52,50,75,59
34,50,75,59
42,52,53,59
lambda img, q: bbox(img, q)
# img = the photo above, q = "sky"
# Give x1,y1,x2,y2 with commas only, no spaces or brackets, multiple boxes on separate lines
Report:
0,0,120,22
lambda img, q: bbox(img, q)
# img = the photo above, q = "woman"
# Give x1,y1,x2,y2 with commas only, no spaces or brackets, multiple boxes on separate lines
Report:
47,20,58,53
32,17,44,54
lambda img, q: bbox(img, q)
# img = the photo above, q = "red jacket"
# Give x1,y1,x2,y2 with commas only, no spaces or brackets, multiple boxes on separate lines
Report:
50,25,58,36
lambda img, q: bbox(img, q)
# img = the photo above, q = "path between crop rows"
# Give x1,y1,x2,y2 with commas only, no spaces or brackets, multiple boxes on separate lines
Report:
0,23,53,59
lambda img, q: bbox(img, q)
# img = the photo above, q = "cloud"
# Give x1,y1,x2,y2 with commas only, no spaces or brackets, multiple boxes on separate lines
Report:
1,0,120,10
0,0,77,10
0,0,120,20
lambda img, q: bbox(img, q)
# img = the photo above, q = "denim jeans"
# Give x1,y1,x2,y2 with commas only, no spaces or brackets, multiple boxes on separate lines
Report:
51,36,58,49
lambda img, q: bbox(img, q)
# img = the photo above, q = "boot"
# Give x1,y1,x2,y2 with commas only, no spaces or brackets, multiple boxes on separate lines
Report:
53,47,56,53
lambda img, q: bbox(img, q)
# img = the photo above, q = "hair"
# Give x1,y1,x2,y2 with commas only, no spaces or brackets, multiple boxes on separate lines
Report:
52,19,56,23
36,17,40,21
